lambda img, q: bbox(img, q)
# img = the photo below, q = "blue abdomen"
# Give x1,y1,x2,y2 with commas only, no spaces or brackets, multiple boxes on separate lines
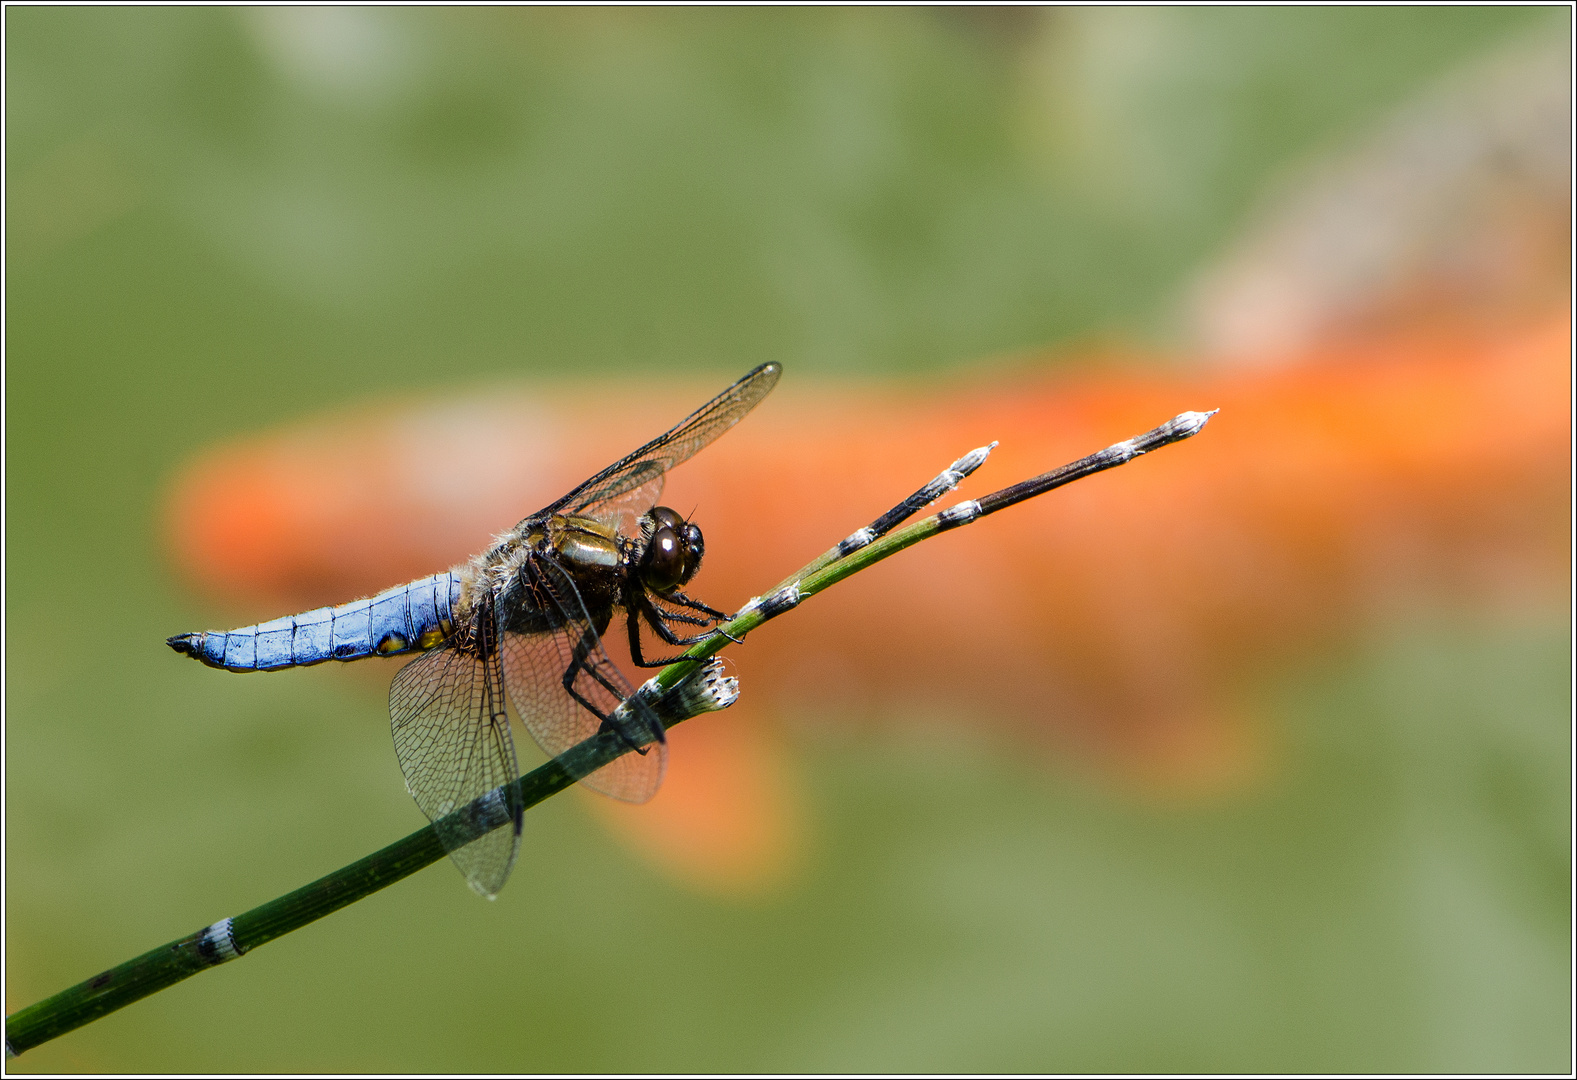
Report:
169,573,462,672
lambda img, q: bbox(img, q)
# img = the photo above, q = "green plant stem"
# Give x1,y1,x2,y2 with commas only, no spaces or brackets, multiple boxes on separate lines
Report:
2,724,653,1058
5,407,1214,1059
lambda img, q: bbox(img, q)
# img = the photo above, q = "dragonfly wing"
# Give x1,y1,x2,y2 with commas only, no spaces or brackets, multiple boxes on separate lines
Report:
499,556,667,804
389,641,522,898
582,474,665,537
533,362,781,525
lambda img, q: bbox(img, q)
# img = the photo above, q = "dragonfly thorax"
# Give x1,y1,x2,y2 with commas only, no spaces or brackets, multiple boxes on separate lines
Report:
637,506,704,594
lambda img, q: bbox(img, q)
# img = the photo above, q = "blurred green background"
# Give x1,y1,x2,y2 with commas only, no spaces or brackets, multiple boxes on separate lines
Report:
6,7,1569,1071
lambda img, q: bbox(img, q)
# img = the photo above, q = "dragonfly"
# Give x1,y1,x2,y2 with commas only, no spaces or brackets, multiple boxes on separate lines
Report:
169,363,782,897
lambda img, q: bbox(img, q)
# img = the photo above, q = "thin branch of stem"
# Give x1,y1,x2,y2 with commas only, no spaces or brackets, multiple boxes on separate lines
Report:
4,407,1215,1059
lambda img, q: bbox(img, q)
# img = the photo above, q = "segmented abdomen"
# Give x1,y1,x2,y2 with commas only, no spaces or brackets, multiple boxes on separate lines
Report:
170,572,462,671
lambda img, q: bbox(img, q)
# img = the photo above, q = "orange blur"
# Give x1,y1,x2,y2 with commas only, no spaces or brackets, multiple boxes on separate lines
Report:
165,310,1571,893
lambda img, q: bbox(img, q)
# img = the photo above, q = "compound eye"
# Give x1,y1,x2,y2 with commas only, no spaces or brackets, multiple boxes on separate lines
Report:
680,523,705,583
649,506,683,532
644,525,684,592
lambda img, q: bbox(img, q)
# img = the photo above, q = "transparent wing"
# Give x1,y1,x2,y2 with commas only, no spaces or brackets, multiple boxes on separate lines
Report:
389,639,522,898
531,362,781,526
582,474,665,537
499,556,667,804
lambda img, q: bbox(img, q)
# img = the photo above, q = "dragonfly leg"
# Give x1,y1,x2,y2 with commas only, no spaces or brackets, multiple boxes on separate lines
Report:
651,605,712,628
559,626,654,755
663,589,730,621
627,594,723,668
664,589,743,638
647,600,722,647
651,601,742,643
650,603,739,642
626,604,678,669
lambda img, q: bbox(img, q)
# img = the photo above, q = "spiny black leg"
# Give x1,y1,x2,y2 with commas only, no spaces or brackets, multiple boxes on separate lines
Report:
671,588,744,635
524,560,626,712
627,602,678,669
652,603,737,640
521,560,653,755
662,594,742,642
558,629,612,721
650,606,712,628
664,589,730,620
644,599,718,646
561,624,650,755
525,560,614,722
626,604,657,669
629,594,718,667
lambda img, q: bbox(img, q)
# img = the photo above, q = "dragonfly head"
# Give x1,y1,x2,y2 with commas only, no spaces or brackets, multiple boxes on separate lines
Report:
638,506,705,593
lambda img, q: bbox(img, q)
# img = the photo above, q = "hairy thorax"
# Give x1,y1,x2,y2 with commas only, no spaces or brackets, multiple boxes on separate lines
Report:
450,514,631,644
